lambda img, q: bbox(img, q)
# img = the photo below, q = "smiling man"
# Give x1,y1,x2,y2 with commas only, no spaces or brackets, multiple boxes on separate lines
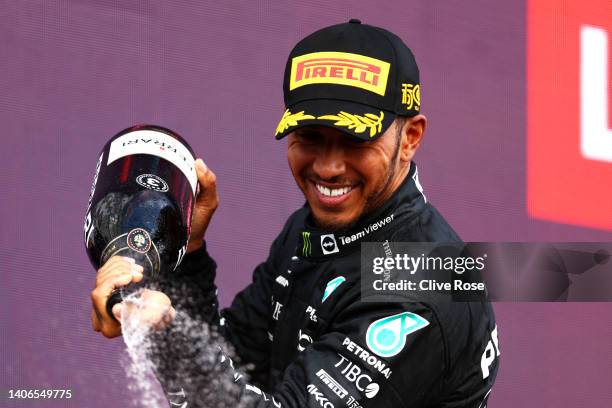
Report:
91,20,499,407
286,120,410,231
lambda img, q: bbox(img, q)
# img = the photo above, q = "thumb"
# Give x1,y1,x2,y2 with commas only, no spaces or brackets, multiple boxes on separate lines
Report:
195,158,207,181
112,303,123,321
188,158,219,253
195,158,209,192
194,158,218,207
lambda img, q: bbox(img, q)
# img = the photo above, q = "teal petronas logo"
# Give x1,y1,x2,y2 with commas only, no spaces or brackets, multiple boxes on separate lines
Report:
365,312,429,358
322,276,346,303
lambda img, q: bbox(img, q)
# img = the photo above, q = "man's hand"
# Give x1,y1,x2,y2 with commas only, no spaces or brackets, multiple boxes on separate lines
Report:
91,256,176,338
186,158,219,254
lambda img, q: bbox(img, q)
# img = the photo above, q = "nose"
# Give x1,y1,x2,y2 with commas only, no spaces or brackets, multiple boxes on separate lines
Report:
312,139,346,180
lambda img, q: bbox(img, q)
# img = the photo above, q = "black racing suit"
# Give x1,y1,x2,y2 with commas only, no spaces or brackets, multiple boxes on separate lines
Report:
152,163,500,407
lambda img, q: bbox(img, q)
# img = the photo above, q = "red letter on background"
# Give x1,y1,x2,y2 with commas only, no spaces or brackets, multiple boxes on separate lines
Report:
528,0,612,230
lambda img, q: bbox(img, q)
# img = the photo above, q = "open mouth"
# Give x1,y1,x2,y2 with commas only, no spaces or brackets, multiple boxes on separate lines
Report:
311,181,358,207
315,184,354,197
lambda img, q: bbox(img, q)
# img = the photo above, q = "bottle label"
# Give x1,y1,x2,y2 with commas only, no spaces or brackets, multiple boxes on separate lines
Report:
127,228,152,253
100,229,161,278
107,130,197,195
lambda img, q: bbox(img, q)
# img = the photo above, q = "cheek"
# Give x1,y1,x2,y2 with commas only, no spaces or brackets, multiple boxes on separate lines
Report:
287,146,310,181
350,150,389,188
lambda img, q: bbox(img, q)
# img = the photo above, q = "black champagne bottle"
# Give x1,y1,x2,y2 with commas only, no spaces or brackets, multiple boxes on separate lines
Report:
84,124,197,320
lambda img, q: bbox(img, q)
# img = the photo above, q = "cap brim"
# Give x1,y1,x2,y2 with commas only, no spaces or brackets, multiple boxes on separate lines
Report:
274,99,395,141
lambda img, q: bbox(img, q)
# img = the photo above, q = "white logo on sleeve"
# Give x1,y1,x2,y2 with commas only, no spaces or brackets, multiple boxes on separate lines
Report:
320,234,339,255
275,275,289,287
272,301,283,321
341,337,392,379
305,305,318,322
297,329,313,352
481,325,500,379
306,384,335,408
334,354,379,399
316,369,348,399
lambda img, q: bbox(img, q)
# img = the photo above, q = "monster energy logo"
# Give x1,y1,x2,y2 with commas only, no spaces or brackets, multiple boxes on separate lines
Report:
302,231,312,257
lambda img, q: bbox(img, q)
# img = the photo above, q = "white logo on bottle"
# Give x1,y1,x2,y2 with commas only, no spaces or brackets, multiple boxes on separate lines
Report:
136,173,169,192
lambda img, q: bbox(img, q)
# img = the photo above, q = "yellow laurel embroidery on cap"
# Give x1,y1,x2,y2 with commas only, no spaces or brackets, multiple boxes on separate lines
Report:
401,83,420,111
317,111,384,138
275,109,316,136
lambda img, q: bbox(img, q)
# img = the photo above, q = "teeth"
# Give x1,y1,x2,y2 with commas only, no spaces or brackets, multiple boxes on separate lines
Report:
316,184,352,197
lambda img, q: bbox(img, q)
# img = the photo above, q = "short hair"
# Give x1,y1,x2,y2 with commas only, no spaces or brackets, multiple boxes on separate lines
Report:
395,116,407,146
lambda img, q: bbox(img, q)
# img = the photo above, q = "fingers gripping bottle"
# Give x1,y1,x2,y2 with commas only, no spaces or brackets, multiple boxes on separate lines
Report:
83,125,197,320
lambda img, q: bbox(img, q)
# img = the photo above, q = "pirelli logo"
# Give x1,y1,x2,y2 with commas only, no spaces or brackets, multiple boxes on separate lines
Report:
315,369,348,399
290,51,390,96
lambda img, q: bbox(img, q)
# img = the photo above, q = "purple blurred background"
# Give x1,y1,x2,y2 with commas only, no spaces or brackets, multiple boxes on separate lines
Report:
1,0,611,406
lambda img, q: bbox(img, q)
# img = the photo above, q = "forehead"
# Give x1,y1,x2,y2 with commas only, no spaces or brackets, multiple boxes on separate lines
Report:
292,124,399,149
294,125,365,142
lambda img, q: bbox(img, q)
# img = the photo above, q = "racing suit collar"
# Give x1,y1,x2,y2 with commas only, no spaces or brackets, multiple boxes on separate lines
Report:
297,162,427,259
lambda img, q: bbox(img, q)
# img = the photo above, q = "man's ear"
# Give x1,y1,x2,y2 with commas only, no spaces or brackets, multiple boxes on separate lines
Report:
400,114,427,162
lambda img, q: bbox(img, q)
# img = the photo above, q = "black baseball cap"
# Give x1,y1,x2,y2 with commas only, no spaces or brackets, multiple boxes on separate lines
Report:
275,19,421,141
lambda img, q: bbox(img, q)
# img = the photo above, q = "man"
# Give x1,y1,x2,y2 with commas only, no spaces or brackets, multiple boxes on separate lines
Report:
91,20,499,407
